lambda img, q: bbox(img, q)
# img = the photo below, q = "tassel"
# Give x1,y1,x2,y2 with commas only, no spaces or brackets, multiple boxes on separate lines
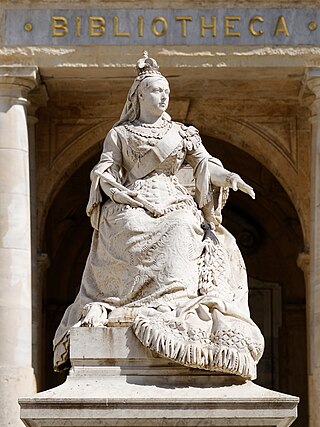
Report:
201,220,219,246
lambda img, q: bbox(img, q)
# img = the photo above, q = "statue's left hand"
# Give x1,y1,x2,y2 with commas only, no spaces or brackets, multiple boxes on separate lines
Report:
228,173,255,199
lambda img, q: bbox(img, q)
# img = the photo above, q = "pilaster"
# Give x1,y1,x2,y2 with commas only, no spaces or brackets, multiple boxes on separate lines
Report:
305,67,320,427
0,66,39,426
28,84,49,390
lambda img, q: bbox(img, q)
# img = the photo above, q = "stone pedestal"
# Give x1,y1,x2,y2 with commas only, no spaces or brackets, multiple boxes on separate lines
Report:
20,327,298,427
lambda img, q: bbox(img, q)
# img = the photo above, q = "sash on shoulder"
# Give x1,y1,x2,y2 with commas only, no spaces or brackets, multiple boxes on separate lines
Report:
127,124,182,180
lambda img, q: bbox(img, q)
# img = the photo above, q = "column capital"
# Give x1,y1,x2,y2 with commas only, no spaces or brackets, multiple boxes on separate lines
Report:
0,66,40,107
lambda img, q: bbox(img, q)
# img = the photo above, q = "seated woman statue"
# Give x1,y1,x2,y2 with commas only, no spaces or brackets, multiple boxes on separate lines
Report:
53,52,264,380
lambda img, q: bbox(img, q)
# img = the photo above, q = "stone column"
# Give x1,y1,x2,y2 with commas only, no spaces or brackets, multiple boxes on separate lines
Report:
0,66,39,426
306,68,320,427
28,86,48,389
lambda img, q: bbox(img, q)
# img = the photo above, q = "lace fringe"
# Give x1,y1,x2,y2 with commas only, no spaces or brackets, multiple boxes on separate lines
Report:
133,315,256,380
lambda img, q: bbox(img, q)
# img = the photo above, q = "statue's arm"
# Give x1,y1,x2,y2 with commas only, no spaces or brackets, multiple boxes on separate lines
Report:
185,136,255,200
86,128,123,217
208,160,255,199
91,128,124,191
89,128,145,210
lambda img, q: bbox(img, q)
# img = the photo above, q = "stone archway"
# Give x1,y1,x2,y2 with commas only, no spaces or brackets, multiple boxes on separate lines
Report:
41,134,308,426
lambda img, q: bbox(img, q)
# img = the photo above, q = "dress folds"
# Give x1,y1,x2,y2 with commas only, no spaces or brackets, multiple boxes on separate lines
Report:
53,121,264,379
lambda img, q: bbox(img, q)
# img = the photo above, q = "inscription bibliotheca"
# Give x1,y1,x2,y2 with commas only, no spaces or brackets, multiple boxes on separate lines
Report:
4,8,320,46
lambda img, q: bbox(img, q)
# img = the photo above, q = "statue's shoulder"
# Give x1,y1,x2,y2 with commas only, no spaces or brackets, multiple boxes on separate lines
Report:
110,123,130,142
112,123,126,134
175,122,202,150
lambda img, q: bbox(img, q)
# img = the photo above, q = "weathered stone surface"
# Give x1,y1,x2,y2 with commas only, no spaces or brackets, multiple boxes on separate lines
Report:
20,327,299,427
5,8,320,47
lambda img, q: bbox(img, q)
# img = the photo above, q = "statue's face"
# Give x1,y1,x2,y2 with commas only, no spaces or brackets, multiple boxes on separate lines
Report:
139,77,170,117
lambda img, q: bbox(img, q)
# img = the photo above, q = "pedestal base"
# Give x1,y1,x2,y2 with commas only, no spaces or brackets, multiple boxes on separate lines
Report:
0,366,36,427
20,327,299,426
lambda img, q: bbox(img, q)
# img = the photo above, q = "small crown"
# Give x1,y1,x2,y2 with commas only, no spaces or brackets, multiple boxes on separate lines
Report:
135,51,161,76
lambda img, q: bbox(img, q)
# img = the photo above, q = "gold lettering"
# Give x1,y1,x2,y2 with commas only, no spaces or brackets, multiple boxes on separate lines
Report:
138,16,144,37
249,16,264,36
114,16,130,37
76,16,81,37
52,16,68,37
151,16,168,37
200,16,216,37
274,15,289,37
176,16,192,37
89,16,105,37
224,16,241,37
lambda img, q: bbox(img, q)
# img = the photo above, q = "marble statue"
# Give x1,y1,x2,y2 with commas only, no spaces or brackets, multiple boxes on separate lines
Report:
53,52,264,380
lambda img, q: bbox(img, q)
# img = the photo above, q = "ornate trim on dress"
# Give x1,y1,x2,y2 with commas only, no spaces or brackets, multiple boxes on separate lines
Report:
133,311,262,380
179,125,202,151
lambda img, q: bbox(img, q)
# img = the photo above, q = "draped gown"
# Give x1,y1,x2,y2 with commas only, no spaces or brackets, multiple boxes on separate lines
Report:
53,120,264,379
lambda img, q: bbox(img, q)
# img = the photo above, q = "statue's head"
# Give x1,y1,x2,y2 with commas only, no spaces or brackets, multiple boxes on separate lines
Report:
137,75,170,119
115,52,170,126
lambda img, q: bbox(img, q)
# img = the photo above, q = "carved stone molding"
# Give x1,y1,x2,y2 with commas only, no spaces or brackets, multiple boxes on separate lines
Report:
297,251,310,294
28,83,49,121
231,116,298,169
50,118,107,163
297,251,310,277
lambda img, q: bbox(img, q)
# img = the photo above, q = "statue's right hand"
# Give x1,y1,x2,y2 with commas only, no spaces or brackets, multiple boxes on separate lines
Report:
74,302,109,328
111,189,144,208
